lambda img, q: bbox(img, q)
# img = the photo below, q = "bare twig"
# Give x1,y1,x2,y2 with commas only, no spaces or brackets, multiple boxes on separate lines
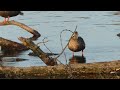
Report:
18,37,57,66
42,37,63,65
37,40,49,46
60,30,73,64
55,26,77,60
42,37,54,55
57,26,78,78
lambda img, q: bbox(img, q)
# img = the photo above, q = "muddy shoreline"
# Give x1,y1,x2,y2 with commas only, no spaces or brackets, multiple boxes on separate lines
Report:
0,60,120,79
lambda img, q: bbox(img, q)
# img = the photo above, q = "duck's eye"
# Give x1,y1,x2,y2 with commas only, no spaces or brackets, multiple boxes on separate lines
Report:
72,35,75,37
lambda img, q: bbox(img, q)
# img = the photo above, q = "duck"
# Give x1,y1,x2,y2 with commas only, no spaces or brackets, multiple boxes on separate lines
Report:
0,11,23,23
68,31,85,57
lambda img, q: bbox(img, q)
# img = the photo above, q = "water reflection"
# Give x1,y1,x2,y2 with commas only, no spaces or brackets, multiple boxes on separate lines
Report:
69,55,86,64
1,50,24,57
1,57,28,62
0,50,28,65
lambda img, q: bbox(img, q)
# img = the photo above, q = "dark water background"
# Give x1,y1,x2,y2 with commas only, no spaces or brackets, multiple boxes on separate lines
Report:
0,11,120,67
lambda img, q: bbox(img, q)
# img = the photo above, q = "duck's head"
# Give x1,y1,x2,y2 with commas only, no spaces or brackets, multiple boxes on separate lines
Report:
71,31,79,40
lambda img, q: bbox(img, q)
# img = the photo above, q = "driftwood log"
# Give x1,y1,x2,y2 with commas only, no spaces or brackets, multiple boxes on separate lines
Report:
18,37,58,66
0,37,28,52
0,60,120,79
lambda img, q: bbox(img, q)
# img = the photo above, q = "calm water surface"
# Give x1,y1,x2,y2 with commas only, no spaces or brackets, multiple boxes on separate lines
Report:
0,11,120,67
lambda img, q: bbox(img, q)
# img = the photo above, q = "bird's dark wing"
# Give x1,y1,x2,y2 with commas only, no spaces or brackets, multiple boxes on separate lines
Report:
78,37,85,49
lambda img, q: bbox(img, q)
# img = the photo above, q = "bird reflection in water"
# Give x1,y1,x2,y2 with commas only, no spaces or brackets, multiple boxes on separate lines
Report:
69,55,86,64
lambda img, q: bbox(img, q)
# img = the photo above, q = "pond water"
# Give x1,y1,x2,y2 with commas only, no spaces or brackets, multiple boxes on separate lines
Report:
0,11,120,67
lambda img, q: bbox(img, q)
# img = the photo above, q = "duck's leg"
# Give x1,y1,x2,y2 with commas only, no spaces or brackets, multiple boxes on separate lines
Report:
7,16,10,21
3,18,7,23
2,16,10,24
82,50,84,56
72,52,74,58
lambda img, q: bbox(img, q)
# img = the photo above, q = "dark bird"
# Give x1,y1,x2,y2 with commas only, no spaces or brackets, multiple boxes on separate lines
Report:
0,11,23,23
114,11,120,15
68,31,85,57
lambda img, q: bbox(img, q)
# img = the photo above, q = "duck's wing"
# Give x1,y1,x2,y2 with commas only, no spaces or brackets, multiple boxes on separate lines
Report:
78,37,85,49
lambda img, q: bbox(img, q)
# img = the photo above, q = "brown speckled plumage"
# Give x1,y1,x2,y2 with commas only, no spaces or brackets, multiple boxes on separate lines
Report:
68,31,85,56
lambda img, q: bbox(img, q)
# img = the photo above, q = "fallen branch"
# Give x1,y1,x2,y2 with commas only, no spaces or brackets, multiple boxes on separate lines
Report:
0,20,41,52
0,20,41,40
18,37,58,66
0,37,28,51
